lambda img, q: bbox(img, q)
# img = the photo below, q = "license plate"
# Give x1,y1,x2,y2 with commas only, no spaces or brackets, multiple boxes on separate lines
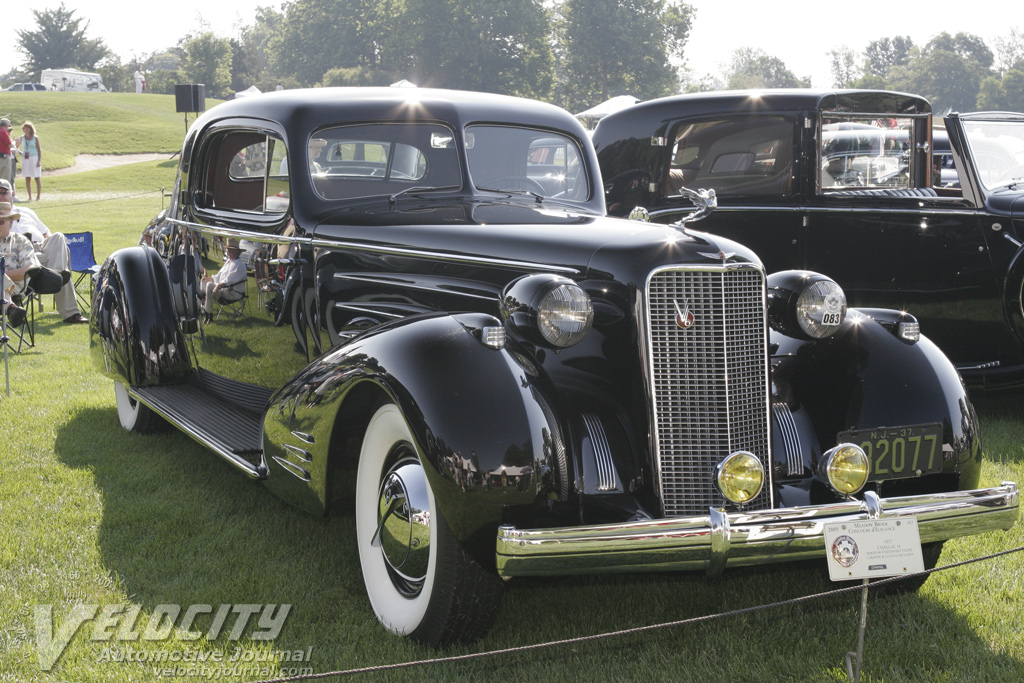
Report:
837,423,944,481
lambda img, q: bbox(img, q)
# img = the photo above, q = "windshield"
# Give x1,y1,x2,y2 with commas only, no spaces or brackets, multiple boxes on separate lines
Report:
961,119,1024,191
307,123,462,200
465,125,589,201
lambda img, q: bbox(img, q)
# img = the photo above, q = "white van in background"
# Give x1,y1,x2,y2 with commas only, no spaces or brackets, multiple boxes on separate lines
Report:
41,68,108,93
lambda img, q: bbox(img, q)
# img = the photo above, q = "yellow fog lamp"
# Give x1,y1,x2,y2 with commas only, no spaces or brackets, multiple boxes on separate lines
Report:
819,443,869,496
715,451,765,504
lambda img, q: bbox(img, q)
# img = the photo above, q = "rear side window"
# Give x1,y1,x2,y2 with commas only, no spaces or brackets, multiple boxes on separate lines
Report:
200,131,290,216
820,116,915,191
665,116,794,197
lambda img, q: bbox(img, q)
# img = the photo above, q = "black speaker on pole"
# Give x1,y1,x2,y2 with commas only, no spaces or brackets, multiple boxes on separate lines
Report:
175,84,206,113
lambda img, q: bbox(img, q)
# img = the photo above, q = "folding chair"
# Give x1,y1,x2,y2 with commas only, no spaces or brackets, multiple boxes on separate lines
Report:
65,232,102,312
213,278,249,320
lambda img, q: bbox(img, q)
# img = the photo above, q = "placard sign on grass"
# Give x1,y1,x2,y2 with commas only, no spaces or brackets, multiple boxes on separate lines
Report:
823,518,925,581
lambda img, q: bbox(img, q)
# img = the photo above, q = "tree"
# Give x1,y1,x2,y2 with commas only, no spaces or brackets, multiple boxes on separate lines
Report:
993,28,1024,75
16,3,110,75
863,36,914,79
180,33,234,99
556,0,694,112
725,48,809,89
890,33,993,112
394,0,554,99
828,47,858,88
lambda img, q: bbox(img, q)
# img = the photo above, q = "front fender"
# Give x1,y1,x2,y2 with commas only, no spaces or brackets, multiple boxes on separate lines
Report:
89,246,192,387
772,310,981,494
262,312,564,559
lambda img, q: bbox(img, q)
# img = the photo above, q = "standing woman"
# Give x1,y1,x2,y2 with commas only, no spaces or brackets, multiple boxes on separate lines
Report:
17,121,42,201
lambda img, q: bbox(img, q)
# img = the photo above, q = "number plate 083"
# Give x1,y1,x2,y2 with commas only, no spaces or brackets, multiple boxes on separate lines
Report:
836,423,944,481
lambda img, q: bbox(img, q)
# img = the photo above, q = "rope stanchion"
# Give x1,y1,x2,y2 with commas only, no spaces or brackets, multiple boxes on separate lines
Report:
239,545,1024,683
27,189,163,211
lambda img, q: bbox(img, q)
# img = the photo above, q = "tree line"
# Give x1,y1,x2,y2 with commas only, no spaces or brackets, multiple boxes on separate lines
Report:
6,2,1023,115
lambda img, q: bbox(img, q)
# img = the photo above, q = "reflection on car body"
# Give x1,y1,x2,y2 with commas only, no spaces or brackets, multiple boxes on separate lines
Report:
595,90,1024,389
91,87,1018,647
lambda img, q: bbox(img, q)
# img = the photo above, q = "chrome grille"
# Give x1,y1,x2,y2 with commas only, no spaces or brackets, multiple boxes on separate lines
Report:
646,265,772,516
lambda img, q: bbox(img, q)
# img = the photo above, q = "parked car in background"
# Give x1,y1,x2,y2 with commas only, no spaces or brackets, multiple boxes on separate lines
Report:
91,87,1018,646
594,91,1024,389
4,83,46,91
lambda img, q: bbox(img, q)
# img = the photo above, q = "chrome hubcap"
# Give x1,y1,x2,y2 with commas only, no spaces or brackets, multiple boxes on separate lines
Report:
373,456,431,595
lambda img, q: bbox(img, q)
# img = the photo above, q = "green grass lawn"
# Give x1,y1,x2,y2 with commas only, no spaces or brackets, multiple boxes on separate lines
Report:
1,159,1022,682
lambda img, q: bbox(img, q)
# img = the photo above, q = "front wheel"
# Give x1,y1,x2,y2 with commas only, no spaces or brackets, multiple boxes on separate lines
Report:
113,381,165,433
355,404,501,646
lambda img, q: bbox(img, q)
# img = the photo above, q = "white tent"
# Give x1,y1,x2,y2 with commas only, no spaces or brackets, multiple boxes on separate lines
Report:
390,79,417,88
234,85,262,99
575,95,640,129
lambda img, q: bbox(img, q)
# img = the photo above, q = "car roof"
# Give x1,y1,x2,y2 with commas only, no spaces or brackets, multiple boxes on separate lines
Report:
191,87,591,144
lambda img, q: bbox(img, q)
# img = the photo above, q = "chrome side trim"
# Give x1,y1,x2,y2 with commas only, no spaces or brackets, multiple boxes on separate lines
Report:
291,431,315,444
334,273,496,301
582,413,617,492
283,443,313,463
273,455,312,482
165,218,308,247
495,483,1019,577
333,302,406,319
310,239,581,275
772,402,803,476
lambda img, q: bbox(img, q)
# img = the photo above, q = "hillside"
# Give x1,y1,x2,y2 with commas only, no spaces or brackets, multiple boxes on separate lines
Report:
1,91,222,170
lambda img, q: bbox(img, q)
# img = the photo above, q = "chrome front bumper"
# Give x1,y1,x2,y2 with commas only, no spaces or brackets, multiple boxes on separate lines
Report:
495,483,1019,578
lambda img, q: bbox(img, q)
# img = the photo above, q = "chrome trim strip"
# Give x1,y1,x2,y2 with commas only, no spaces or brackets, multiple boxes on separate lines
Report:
496,483,1019,577
291,431,315,444
283,443,313,463
272,455,312,482
582,413,617,492
310,238,581,275
333,302,406,319
334,273,496,301
772,402,803,476
165,218,308,247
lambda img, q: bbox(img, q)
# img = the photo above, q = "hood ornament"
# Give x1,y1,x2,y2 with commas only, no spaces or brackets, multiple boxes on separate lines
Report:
668,186,717,226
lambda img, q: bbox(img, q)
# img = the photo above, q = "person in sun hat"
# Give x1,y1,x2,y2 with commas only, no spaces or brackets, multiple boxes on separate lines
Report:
0,178,86,324
199,238,247,323
0,200,32,328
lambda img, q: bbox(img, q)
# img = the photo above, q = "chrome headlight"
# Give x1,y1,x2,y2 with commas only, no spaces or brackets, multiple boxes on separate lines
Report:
818,443,869,496
767,270,847,340
501,274,594,348
715,451,765,504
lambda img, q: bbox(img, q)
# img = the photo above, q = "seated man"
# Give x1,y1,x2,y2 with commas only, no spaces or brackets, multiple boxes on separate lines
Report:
200,238,247,323
1,201,34,328
0,179,87,324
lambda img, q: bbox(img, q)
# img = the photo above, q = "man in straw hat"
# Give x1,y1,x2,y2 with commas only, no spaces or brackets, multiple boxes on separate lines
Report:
200,238,247,323
0,179,87,324
0,201,31,327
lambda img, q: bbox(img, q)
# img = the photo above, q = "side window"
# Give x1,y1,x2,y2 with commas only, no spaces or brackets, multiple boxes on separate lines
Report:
666,117,793,197
201,131,291,216
820,116,914,190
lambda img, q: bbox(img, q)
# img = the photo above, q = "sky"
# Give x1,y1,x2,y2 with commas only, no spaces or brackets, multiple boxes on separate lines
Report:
0,1,1017,89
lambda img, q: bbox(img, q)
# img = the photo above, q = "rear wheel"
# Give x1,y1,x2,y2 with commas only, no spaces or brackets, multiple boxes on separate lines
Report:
355,404,501,646
114,381,165,433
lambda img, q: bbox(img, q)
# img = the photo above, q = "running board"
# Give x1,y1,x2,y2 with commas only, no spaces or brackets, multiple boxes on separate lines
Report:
131,372,270,478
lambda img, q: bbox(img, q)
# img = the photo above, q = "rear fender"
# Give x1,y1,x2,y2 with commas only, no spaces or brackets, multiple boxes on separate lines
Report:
89,246,192,386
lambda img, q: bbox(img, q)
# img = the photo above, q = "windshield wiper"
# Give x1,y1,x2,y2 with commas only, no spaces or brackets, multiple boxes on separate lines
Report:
988,177,1024,192
388,186,442,207
477,187,544,204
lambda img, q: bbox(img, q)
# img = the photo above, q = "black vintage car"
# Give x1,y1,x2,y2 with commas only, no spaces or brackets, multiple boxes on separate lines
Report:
594,90,1024,389
91,88,1018,646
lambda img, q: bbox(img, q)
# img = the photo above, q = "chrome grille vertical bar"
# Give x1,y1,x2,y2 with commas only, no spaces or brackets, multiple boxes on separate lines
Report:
645,265,772,517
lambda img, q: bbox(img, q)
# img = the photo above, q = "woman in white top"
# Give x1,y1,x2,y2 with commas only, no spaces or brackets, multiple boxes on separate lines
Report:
17,121,42,201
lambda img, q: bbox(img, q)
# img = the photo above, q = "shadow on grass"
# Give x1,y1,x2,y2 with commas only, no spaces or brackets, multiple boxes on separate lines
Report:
54,406,1024,680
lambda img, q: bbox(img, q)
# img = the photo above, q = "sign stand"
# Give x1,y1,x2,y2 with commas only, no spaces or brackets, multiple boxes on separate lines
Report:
844,579,870,683
824,505,925,683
